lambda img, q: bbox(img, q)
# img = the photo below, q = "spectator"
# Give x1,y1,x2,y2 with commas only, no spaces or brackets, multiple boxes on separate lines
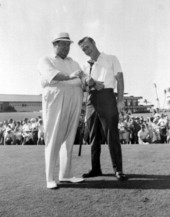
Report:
122,115,131,144
130,117,141,144
146,117,154,143
118,117,126,144
137,124,151,145
13,121,23,145
167,126,170,143
4,126,14,145
118,116,130,144
157,113,167,143
30,118,38,144
0,112,169,145
37,119,45,145
0,122,5,145
22,118,33,145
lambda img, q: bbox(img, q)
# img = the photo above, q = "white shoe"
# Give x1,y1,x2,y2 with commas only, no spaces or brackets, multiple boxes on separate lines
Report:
59,177,84,183
47,181,58,189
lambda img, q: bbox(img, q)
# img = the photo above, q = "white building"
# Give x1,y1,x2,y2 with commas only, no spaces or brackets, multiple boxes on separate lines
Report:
0,94,42,112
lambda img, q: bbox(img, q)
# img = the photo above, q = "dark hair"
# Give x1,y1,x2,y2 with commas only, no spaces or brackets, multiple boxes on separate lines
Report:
78,37,95,46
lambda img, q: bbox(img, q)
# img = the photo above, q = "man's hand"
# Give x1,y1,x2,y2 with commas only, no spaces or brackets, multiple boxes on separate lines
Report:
94,81,104,91
85,77,104,90
85,77,95,87
69,70,84,79
117,100,125,113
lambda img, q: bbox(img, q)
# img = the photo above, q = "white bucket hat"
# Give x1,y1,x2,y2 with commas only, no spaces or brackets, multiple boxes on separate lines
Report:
52,32,73,44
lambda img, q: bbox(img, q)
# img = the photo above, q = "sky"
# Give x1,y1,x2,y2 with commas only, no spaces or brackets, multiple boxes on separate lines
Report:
0,0,170,108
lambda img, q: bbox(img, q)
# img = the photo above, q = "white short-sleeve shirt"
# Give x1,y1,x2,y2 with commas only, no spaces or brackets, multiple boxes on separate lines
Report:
38,56,81,87
83,53,122,89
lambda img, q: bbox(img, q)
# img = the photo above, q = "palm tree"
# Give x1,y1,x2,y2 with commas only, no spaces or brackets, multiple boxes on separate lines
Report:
153,83,160,109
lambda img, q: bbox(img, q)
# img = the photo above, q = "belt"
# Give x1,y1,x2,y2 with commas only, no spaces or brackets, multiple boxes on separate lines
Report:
89,88,114,94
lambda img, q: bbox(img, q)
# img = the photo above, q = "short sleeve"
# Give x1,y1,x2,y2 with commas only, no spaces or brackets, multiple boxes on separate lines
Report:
37,57,60,87
112,56,122,75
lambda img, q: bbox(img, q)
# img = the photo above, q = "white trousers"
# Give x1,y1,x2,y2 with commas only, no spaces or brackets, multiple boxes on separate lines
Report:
42,81,83,183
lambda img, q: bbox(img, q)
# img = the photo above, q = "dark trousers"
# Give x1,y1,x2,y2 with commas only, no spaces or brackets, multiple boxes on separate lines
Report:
86,89,123,173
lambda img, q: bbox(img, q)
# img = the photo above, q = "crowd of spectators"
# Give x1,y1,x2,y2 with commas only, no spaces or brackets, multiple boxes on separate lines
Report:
0,117,45,145
0,110,170,145
118,110,170,145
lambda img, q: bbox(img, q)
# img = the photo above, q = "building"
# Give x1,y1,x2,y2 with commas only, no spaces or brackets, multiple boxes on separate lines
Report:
124,95,153,113
0,94,153,113
0,94,42,112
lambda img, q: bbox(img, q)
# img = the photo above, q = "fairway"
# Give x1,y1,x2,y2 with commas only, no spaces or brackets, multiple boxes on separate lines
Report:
0,144,170,217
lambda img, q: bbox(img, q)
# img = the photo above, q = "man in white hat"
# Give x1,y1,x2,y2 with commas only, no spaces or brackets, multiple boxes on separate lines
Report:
38,32,84,189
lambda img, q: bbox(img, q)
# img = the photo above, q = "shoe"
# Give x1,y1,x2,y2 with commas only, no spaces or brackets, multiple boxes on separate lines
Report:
59,177,84,183
82,170,102,178
115,172,128,181
47,181,58,189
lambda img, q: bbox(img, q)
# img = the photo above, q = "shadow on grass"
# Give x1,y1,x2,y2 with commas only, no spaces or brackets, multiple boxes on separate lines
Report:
58,174,170,190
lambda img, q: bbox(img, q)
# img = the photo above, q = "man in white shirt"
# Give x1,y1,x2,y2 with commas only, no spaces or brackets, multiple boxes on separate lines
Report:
78,37,128,181
137,124,150,144
22,118,33,145
38,32,84,189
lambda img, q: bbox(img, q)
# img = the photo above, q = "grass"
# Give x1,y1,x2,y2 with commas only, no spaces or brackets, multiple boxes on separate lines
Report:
0,144,170,217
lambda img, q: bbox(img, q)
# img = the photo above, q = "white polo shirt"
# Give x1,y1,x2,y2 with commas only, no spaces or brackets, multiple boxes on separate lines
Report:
83,53,122,89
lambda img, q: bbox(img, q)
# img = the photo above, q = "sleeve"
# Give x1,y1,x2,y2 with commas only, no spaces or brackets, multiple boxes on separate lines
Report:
112,55,123,75
37,57,60,87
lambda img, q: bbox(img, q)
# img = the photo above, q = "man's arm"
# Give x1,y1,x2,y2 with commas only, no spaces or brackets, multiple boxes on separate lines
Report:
52,73,70,81
53,70,86,81
115,72,124,112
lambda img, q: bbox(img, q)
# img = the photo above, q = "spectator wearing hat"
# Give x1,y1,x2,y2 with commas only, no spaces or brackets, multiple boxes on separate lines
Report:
38,32,84,189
